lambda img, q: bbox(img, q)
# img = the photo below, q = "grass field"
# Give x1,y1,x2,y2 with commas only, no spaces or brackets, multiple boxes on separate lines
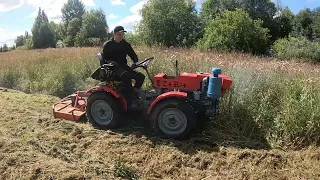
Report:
0,46,320,179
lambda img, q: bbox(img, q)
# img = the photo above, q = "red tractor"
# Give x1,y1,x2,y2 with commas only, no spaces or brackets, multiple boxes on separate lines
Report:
53,53,232,139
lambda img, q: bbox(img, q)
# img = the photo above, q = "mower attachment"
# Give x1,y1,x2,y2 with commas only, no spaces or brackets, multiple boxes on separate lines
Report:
53,91,88,121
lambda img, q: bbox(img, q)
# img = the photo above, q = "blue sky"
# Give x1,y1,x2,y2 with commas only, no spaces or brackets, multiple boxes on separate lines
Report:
0,0,320,46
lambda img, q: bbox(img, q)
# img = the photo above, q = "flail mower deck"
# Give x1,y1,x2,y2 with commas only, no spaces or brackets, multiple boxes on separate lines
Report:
53,91,88,121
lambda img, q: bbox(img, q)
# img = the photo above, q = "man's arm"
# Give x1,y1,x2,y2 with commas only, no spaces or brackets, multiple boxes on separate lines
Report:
127,43,139,63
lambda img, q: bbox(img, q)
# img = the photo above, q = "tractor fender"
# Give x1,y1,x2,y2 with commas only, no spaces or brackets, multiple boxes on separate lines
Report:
85,85,127,112
147,91,187,115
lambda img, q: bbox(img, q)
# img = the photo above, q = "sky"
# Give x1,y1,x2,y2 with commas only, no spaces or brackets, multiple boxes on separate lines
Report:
0,0,320,46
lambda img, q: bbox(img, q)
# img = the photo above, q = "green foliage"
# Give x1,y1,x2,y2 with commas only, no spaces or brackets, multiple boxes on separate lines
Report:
312,7,320,38
61,0,85,46
137,0,203,47
114,159,140,180
292,8,314,38
64,18,82,46
0,68,21,89
197,9,270,55
273,36,320,62
75,9,108,47
200,0,278,40
273,7,295,39
31,8,55,48
200,0,223,24
56,40,66,48
15,31,30,47
1,44,8,52
49,21,63,44
124,32,144,46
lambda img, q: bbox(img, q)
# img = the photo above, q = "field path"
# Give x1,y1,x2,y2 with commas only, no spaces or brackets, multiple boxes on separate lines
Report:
0,88,319,179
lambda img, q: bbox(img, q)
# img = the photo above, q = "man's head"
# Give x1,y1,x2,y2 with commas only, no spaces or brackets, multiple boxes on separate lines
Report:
113,26,127,43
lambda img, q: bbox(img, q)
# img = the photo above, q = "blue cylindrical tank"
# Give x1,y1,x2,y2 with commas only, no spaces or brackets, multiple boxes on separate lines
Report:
207,68,222,99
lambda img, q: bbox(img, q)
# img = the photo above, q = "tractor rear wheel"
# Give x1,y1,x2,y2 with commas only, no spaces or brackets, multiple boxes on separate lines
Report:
149,98,196,139
86,91,122,129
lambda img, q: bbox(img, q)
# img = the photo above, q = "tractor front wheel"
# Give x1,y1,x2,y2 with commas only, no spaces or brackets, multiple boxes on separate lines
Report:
86,91,122,129
149,99,196,139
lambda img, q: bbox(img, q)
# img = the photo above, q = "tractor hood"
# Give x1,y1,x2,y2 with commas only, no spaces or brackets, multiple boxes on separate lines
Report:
153,71,232,91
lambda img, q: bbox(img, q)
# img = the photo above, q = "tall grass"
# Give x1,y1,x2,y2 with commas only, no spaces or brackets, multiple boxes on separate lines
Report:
0,46,319,149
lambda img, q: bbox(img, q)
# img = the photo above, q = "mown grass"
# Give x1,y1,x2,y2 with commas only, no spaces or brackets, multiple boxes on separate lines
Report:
0,88,320,179
0,46,319,150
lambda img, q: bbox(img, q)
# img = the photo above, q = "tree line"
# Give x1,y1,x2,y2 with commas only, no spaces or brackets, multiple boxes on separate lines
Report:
2,0,109,51
1,0,319,61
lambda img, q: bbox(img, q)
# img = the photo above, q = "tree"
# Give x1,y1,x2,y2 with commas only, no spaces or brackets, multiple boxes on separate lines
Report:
312,7,320,38
61,0,85,46
14,31,30,47
2,44,8,52
49,21,63,45
31,8,55,48
200,0,223,24
273,7,295,39
137,0,203,47
75,9,108,46
292,8,314,38
200,0,278,40
15,35,25,47
197,8,270,55
65,18,82,46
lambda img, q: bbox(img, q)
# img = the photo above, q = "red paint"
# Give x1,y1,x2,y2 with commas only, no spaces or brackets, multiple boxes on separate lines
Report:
53,97,87,121
85,85,127,112
153,72,232,91
146,91,187,115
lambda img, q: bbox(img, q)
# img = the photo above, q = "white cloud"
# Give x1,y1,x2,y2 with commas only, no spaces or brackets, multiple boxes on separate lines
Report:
130,0,147,15
0,0,24,12
25,0,96,23
111,0,205,34
0,28,26,46
109,0,146,33
110,0,125,5
109,14,141,32
108,13,118,19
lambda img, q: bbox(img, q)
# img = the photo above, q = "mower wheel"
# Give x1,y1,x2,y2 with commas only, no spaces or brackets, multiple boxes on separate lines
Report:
149,98,196,139
86,91,122,129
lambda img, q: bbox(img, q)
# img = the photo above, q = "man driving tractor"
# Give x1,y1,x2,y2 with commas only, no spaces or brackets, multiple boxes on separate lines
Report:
101,25,145,108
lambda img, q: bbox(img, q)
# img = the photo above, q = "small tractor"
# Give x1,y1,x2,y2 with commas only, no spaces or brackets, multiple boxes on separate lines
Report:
53,53,232,139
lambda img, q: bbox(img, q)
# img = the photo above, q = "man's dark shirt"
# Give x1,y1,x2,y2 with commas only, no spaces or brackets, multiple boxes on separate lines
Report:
102,38,138,66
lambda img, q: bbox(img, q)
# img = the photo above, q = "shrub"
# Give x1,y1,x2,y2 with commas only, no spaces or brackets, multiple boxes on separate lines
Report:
196,8,270,55
273,36,320,62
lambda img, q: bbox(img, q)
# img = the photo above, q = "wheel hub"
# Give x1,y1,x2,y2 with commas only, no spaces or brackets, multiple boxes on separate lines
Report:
158,108,187,135
91,100,113,125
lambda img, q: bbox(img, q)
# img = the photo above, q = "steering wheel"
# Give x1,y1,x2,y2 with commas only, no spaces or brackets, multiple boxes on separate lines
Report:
135,57,154,69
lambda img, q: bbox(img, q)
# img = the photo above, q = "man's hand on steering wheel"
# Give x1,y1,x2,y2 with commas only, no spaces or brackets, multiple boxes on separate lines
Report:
131,57,154,69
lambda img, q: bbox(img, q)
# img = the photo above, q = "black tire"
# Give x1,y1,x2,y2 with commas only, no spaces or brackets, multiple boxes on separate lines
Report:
86,91,122,130
149,98,197,140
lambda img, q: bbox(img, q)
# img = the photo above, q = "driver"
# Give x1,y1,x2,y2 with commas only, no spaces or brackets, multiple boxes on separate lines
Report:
101,26,145,93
